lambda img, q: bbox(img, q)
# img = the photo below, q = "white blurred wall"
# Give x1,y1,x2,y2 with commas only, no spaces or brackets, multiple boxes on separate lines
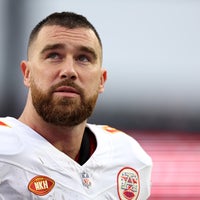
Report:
0,0,200,130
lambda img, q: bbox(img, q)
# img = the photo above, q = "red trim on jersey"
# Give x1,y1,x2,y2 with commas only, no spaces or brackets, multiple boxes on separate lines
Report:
0,121,10,127
102,125,119,133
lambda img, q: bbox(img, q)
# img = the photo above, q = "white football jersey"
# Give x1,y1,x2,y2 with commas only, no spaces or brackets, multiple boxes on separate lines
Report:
0,117,152,200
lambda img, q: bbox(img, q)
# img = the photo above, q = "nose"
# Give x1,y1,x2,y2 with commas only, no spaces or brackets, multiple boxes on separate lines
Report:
60,57,77,80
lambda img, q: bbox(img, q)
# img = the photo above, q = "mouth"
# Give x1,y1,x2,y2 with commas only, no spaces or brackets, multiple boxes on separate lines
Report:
54,86,80,97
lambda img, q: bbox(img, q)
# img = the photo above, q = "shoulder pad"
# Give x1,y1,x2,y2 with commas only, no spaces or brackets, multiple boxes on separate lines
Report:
88,124,126,134
101,125,124,134
0,128,24,155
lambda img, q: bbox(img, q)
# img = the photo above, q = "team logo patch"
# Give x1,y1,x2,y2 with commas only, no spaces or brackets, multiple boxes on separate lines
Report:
28,175,55,196
117,167,140,200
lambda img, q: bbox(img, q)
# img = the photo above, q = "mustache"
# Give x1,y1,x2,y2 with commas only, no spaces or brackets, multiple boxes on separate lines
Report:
50,80,83,94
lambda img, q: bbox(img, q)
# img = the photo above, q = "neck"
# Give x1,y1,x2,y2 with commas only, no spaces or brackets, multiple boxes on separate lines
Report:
19,105,87,160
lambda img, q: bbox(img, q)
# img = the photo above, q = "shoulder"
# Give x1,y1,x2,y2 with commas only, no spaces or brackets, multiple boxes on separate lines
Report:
0,117,24,155
87,124,152,166
88,124,137,143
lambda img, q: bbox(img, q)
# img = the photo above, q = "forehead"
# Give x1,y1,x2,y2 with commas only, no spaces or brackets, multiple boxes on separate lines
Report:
30,25,101,56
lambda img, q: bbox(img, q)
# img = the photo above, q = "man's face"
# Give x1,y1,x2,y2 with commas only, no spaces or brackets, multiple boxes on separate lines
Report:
22,25,106,126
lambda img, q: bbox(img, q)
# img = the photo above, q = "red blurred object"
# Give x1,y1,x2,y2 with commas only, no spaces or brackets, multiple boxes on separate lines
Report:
128,131,200,200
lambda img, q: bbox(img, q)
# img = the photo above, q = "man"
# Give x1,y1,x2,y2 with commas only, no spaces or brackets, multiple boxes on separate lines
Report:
0,12,152,199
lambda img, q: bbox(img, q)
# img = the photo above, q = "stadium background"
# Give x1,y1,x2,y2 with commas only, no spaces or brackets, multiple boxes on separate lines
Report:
0,0,199,199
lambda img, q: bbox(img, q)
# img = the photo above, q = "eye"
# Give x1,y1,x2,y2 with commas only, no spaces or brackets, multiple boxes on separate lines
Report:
46,52,62,60
76,55,90,63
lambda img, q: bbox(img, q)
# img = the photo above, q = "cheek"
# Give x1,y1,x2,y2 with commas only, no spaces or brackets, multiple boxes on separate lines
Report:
85,74,102,93
31,67,56,89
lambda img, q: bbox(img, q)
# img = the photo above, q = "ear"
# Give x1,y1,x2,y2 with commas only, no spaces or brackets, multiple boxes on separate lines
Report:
99,69,107,93
20,60,31,87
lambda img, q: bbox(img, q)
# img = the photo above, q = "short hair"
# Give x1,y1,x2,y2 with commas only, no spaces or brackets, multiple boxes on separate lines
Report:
28,12,102,50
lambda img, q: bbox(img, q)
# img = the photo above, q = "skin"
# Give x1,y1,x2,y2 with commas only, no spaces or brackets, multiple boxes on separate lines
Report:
19,25,107,160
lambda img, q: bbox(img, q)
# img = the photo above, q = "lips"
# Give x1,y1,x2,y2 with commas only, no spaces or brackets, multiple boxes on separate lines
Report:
54,86,80,97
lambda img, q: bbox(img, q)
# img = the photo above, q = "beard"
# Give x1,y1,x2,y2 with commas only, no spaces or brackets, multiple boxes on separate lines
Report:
30,78,98,127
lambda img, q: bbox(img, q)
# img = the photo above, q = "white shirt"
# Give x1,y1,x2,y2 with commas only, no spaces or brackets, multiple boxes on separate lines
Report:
0,117,152,200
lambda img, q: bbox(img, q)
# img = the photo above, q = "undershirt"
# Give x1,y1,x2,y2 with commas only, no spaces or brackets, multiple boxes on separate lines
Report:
75,127,97,165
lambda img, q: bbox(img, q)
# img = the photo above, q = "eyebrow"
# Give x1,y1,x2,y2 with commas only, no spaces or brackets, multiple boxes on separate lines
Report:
40,43,98,61
40,43,65,55
79,46,98,61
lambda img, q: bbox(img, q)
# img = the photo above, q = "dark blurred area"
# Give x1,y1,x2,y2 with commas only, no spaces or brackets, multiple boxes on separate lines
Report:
89,107,200,132
1,0,200,132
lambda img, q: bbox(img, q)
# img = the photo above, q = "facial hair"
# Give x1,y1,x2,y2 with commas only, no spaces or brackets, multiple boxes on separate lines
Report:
30,78,99,126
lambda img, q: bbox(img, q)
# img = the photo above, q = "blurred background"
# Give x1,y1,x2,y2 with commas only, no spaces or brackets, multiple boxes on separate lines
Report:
0,0,199,199
0,0,200,132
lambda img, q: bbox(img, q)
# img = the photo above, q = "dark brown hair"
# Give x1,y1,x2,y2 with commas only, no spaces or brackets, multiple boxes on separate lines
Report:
28,12,102,49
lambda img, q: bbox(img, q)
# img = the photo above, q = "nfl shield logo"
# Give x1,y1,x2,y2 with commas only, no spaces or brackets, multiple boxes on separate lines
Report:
81,172,92,189
117,167,140,200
